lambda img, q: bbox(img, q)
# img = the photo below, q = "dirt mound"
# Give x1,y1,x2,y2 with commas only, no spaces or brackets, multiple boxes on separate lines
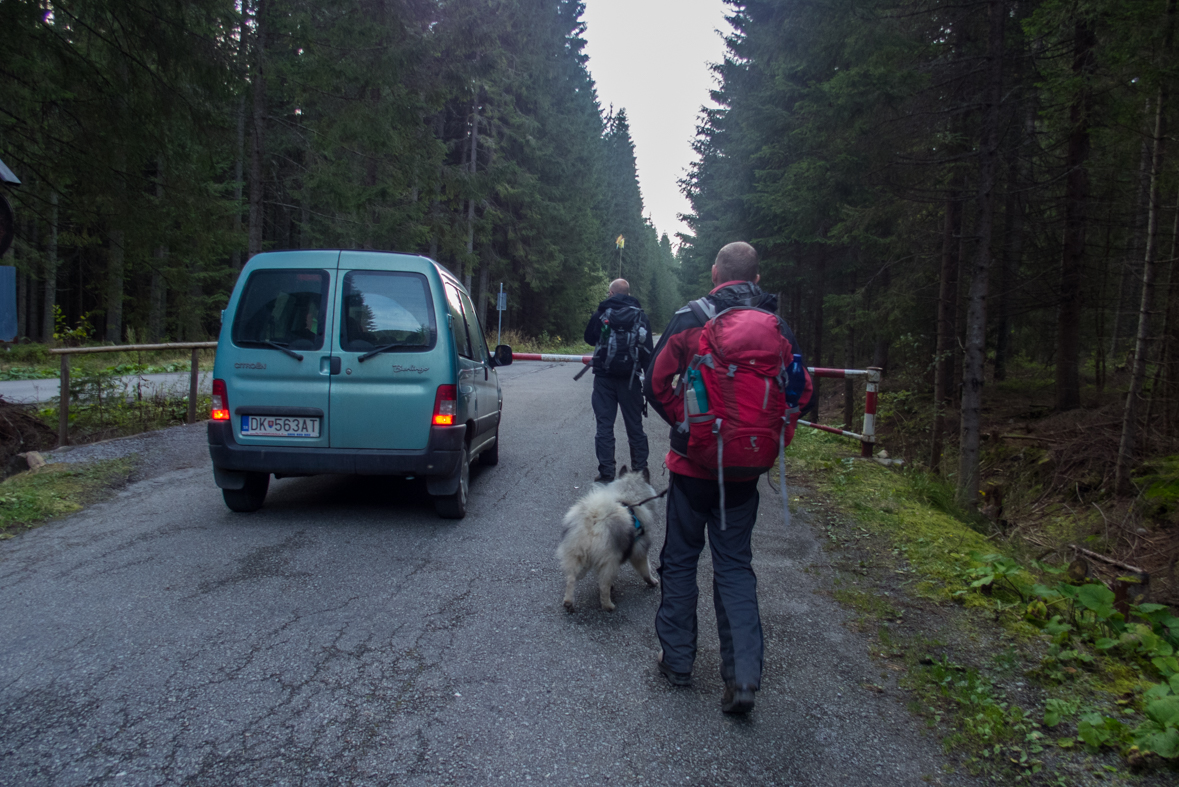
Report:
0,397,57,475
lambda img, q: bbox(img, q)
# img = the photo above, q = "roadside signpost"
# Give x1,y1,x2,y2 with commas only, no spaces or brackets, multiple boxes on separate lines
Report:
496,282,506,346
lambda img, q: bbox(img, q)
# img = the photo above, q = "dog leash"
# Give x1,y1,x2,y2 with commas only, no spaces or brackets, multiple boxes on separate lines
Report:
619,488,667,562
622,487,669,509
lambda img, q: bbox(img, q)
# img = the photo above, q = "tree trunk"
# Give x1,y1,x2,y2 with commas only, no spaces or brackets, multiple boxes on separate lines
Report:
464,99,480,291
476,261,490,328
148,253,167,342
1115,0,1175,495
811,245,825,423
956,0,1005,508
842,268,857,429
248,0,268,261
42,191,58,342
233,92,246,270
843,321,855,430
106,228,125,343
995,96,1032,382
1054,19,1096,412
1160,181,1179,440
930,184,963,472
183,261,204,341
1110,128,1153,361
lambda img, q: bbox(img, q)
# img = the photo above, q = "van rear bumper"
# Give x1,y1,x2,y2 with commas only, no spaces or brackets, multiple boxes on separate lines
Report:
207,421,466,483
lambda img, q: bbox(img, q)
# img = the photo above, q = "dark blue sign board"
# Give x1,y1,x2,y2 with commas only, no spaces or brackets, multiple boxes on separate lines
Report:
0,266,17,342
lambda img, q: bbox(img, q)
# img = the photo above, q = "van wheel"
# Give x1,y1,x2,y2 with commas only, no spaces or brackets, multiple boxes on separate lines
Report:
434,447,469,519
223,472,270,513
479,429,499,466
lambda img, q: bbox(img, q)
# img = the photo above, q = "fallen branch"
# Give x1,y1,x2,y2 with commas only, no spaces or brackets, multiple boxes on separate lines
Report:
1070,544,1146,576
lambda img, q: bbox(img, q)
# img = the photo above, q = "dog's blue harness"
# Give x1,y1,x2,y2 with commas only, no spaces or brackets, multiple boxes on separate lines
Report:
619,506,646,563
616,489,667,563
628,507,644,537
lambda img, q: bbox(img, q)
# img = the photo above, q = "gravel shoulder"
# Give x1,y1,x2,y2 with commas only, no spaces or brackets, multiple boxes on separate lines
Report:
46,420,211,483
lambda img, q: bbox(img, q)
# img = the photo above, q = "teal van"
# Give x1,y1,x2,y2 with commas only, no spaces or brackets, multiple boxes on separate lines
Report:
207,250,512,518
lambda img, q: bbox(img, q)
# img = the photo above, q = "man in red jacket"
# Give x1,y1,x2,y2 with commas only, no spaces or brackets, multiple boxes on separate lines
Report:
643,241,811,714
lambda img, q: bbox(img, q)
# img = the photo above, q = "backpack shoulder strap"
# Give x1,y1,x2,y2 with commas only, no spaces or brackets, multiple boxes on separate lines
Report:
687,298,716,325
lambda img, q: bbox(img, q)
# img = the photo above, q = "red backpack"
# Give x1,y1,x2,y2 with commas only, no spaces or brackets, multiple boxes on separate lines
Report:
678,301,803,527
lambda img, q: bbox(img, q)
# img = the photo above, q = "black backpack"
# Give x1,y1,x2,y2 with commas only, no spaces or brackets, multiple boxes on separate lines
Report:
591,306,648,382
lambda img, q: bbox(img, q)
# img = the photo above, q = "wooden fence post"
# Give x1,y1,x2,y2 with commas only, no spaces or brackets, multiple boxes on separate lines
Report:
187,348,199,424
58,353,70,447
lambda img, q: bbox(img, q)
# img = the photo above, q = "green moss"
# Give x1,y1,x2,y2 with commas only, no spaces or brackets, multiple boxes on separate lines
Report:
786,429,1007,601
788,427,1179,779
833,587,898,618
0,459,136,538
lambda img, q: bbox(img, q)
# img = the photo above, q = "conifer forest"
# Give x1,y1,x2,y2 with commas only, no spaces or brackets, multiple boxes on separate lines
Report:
3,0,1179,517
0,0,682,345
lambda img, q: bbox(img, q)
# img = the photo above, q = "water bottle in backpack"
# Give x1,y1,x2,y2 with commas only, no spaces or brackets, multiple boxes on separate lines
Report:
785,353,806,410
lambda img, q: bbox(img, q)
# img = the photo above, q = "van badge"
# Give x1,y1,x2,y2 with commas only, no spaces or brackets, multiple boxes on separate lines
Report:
234,362,267,370
391,365,430,374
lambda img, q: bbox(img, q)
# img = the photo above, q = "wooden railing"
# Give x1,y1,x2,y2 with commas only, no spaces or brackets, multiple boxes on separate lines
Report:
48,342,218,447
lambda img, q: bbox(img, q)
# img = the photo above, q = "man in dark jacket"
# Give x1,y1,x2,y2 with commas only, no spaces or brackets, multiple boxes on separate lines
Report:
643,242,812,715
584,278,654,483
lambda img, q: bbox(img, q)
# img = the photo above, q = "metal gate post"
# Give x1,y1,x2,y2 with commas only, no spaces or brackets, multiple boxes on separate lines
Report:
861,367,882,457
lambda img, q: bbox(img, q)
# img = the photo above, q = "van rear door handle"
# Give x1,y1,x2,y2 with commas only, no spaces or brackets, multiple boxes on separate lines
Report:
321,356,341,375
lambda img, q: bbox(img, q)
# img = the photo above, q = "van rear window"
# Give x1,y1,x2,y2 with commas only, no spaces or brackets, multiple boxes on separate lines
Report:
233,269,329,351
340,271,436,352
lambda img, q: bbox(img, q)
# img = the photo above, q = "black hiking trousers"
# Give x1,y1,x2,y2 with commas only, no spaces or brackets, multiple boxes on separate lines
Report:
656,472,763,689
591,373,648,479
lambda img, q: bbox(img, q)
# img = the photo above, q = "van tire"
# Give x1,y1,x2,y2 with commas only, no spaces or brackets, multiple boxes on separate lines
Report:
223,472,270,512
479,429,499,466
433,447,469,519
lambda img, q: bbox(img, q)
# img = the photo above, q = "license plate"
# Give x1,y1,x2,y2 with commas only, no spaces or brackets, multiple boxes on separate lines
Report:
241,415,321,438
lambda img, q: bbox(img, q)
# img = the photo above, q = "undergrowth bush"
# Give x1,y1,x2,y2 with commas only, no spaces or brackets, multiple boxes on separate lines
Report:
42,365,213,443
496,328,591,356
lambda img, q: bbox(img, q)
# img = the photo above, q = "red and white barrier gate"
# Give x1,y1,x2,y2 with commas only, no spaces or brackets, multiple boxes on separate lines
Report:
512,354,883,457
799,367,883,458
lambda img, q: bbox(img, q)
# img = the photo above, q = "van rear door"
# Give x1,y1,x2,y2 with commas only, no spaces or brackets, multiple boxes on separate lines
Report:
227,251,339,449
328,253,441,451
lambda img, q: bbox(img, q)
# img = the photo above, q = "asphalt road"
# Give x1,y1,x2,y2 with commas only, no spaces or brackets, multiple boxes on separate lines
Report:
0,361,976,787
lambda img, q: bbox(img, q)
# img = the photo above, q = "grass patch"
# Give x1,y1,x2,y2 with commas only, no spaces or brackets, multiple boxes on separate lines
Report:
789,428,1000,604
496,328,593,357
0,344,216,379
0,458,137,538
787,427,1179,782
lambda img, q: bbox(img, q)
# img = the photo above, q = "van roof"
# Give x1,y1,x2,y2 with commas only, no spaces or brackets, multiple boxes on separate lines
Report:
244,249,469,293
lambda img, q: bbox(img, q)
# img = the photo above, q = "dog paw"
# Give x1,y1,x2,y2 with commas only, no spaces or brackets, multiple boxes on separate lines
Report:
644,577,659,588
602,603,616,612
564,600,575,613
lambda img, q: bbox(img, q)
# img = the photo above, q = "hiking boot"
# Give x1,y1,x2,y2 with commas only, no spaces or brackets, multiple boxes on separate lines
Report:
721,683,756,714
593,474,613,484
657,653,691,687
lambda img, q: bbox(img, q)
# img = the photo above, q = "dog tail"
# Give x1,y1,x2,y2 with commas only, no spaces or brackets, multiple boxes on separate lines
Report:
559,488,630,562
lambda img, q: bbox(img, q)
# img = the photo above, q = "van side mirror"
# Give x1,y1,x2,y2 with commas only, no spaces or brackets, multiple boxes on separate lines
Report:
492,344,513,367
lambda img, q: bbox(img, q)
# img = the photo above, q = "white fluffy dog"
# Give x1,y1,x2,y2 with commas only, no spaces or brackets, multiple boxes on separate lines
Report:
557,466,659,612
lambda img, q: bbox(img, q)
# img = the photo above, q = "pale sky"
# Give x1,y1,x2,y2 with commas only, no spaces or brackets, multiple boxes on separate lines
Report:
581,0,730,247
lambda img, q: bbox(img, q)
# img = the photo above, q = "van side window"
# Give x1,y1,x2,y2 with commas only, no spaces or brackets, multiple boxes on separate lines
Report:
340,271,436,352
233,270,328,351
459,291,489,361
445,284,473,359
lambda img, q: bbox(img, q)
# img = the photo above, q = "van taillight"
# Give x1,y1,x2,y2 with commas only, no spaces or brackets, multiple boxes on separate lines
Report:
432,384,457,426
211,379,230,421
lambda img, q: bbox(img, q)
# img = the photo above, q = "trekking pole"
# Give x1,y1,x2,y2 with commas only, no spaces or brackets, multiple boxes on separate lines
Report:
573,361,591,381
